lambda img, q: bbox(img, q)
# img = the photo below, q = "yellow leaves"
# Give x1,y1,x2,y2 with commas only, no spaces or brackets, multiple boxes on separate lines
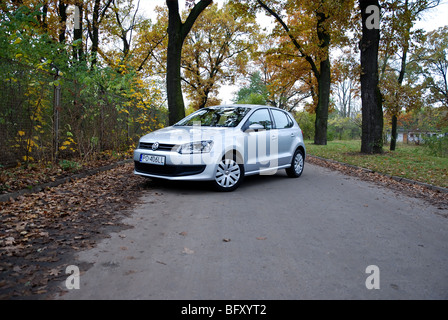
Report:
60,137,76,152
16,132,38,154
37,64,48,72
118,64,127,73
23,139,38,153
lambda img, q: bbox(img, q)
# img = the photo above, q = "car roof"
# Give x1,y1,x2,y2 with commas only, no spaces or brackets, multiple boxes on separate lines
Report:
211,104,284,111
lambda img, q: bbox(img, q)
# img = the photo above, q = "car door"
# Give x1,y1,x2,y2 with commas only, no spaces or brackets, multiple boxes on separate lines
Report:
271,109,296,167
243,108,274,173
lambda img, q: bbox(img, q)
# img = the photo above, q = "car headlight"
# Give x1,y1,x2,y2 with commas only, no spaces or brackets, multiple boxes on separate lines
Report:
177,141,214,154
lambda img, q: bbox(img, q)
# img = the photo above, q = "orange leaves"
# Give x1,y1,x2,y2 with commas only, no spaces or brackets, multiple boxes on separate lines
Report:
182,2,259,109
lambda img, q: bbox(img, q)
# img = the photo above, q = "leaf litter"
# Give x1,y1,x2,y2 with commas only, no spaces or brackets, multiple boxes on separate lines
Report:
0,162,148,299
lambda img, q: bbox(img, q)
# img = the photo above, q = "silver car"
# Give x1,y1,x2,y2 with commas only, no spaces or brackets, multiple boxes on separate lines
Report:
134,105,306,191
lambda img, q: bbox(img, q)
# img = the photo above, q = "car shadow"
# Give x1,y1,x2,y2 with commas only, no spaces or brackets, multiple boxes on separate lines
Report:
140,170,289,194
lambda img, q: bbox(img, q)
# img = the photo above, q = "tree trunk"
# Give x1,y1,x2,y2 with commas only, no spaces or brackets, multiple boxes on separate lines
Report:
166,37,185,125
390,114,397,150
314,11,331,145
58,1,68,43
166,0,185,125
73,3,83,61
391,0,410,151
166,0,212,125
89,0,113,68
314,58,330,145
91,0,101,68
359,0,383,154
315,9,330,144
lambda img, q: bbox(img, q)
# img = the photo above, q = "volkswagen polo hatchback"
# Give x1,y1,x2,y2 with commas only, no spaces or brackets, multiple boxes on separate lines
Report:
134,104,306,191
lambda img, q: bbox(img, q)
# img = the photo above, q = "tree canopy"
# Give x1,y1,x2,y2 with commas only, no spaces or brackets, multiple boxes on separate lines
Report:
0,0,446,166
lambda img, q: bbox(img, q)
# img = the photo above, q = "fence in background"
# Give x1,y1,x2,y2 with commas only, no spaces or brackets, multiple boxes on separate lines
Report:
0,58,165,168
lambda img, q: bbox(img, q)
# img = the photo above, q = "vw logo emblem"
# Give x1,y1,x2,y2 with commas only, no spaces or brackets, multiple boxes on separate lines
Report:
152,142,159,151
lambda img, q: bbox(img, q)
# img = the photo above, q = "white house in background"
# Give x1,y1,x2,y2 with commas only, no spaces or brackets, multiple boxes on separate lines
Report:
385,130,446,144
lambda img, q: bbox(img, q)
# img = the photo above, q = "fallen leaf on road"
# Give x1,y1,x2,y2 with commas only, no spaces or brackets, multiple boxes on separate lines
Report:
124,270,136,275
256,237,267,240
182,247,194,254
5,237,15,245
49,269,60,276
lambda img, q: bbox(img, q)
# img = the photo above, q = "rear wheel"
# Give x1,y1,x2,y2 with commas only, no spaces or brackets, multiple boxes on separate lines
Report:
286,149,304,178
212,156,244,192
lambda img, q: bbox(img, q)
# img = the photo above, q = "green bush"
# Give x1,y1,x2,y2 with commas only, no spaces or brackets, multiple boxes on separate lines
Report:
59,159,82,171
294,111,315,140
327,115,361,141
423,134,448,157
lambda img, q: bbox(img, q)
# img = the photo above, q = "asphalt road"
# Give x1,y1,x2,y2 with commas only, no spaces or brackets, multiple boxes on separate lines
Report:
57,163,448,300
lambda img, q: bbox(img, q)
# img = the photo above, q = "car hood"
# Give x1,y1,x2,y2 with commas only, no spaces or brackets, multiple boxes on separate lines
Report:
139,126,238,145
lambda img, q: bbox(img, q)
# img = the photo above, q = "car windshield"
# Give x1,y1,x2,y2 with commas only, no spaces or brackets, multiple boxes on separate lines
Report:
174,107,250,127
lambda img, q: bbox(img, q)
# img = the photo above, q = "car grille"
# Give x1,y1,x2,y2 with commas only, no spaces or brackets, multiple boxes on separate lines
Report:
134,161,206,177
139,142,176,152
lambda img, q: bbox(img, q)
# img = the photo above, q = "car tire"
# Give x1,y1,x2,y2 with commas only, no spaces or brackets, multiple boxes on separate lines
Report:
212,154,244,192
286,148,304,178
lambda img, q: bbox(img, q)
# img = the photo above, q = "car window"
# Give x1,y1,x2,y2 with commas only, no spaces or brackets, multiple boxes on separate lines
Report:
272,109,293,129
247,109,273,130
175,107,250,127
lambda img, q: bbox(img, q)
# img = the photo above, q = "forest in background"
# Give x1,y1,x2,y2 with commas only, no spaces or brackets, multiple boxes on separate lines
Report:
1,0,447,169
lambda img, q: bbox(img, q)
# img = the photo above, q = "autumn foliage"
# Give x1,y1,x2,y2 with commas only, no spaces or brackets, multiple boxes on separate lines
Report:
0,0,166,168
1,0,447,170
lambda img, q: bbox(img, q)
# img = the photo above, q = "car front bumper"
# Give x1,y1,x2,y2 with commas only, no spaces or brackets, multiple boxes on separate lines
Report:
133,148,221,181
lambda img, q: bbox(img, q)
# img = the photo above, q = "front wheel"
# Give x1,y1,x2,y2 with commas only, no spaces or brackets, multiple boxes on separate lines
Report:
212,157,244,192
286,149,304,178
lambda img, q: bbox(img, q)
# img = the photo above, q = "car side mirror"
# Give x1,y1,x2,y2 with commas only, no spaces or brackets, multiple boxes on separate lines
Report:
245,123,265,132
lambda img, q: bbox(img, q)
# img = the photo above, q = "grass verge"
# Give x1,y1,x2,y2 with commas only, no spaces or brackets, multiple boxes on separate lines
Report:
305,140,448,188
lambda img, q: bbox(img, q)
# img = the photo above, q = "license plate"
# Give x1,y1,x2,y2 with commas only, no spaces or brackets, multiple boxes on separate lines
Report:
140,154,165,166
